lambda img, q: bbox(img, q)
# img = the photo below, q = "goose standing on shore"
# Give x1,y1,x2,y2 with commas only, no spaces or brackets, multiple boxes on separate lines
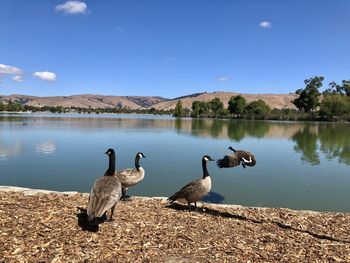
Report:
87,148,122,224
167,155,215,211
116,152,146,200
216,146,256,169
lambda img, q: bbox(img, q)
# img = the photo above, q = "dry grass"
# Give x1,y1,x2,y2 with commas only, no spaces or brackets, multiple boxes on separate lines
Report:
0,191,349,262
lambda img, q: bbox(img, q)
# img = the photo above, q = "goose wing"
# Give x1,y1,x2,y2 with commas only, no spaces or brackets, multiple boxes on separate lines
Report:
87,176,122,220
116,168,144,186
116,168,135,182
236,151,256,166
167,179,201,202
216,154,241,168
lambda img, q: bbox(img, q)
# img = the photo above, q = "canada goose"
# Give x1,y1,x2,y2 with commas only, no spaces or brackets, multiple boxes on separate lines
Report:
216,146,256,169
167,155,215,211
87,148,122,225
116,152,146,199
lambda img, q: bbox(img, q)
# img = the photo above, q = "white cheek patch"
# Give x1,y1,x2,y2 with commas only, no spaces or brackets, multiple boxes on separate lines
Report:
204,157,209,161
138,153,142,158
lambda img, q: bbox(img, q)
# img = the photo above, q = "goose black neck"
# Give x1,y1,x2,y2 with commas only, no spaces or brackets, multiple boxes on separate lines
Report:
106,153,116,176
202,159,210,179
135,154,141,171
230,147,237,153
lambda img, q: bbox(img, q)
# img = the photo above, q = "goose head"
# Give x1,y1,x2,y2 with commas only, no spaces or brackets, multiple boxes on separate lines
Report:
203,155,215,162
137,152,146,159
228,146,236,152
105,148,115,156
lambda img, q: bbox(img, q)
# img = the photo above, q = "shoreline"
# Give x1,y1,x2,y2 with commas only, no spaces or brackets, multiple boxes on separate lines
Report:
1,186,350,261
1,111,350,123
0,185,327,214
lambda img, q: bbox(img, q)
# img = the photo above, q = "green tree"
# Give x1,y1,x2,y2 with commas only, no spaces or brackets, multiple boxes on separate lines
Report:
228,95,246,115
174,100,184,117
0,101,6,111
6,99,23,112
292,76,324,112
199,101,209,115
320,94,350,117
208,97,224,115
245,100,270,115
191,101,201,117
324,80,350,96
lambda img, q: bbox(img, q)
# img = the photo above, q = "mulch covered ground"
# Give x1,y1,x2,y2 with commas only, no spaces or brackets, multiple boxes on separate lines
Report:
0,190,350,262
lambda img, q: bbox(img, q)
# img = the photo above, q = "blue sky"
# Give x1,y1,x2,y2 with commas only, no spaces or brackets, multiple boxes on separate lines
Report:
0,0,349,98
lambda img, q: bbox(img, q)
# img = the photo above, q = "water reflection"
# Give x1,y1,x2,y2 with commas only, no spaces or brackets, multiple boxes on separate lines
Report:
292,125,320,165
1,114,350,165
290,123,350,166
318,124,350,165
0,140,23,161
1,114,350,211
36,141,56,156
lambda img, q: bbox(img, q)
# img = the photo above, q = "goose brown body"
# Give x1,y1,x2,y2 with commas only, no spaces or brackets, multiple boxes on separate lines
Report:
167,155,215,211
216,146,256,169
87,148,122,222
116,152,146,198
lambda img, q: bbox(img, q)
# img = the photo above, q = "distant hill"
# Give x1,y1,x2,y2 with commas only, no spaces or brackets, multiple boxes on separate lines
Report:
0,94,168,109
152,91,298,110
0,91,298,110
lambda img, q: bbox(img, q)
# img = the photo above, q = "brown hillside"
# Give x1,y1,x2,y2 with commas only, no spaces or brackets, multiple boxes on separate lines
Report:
0,92,297,110
0,94,167,109
152,91,298,110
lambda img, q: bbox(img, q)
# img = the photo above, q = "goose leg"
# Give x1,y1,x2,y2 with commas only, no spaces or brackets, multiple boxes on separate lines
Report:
242,163,246,169
188,203,191,212
109,205,116,221
194,202,197,210
121,187,131,201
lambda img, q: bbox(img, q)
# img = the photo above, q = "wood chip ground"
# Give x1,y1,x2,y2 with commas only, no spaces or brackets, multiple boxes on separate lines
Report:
0,191,349,262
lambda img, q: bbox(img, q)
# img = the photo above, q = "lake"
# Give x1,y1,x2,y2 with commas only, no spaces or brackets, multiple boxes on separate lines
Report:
0,113,349,212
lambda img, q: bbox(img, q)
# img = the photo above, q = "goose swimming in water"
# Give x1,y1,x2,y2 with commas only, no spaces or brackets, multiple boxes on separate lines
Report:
87,148,122,226
167,155,215,211
116,152,146,199
216,146,256,169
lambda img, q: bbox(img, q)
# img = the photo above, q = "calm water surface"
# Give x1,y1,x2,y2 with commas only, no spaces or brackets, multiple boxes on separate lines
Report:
1,113,349,212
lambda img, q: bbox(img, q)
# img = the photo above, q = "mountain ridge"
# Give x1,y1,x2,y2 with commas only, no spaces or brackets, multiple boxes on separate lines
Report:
0,92,298,110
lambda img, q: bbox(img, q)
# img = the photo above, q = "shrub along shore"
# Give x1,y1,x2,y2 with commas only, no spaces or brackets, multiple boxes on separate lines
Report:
0,186,349,262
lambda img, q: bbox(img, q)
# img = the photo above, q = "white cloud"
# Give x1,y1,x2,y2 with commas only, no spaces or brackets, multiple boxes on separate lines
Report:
55,1,87,14
217,76,231,82
0,64,22,76
12,76,23,82
260,21,272,29
33,71,57,82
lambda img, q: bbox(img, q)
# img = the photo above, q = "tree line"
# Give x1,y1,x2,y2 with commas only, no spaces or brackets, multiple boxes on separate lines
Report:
174,76,350,121
0,100,173,115
1,76,349,121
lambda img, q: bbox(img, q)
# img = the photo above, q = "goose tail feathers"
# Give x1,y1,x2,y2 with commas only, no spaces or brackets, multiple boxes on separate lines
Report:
77,209,107,232
167,192,178,203
216,158,226,168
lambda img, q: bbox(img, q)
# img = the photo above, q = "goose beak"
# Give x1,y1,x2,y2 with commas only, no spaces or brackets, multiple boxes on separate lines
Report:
209,157,215,162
